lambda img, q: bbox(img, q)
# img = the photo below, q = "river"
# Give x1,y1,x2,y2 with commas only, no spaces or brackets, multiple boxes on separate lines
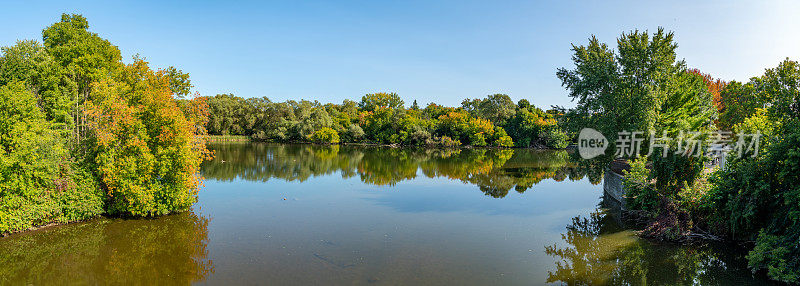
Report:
0,143,775,285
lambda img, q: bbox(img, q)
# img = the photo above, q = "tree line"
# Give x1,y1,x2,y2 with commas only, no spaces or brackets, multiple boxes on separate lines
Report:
200,92,569,149
0,14,209,234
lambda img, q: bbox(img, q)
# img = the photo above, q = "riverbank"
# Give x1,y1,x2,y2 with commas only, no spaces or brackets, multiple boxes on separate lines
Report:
208,135,573,150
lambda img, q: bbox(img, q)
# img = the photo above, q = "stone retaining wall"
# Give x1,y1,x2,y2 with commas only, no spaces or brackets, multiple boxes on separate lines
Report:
603,168,626,208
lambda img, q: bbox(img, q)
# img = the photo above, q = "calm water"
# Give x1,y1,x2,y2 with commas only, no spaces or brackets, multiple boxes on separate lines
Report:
0,143,774,285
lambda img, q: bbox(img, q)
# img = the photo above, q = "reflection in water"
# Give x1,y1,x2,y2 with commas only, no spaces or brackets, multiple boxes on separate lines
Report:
202,143,603,198
545,207,774,285
0,211,212,285
2,143,776,285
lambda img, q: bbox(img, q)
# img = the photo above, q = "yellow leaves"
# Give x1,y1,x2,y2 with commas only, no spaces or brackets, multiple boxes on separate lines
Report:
83,60,210,217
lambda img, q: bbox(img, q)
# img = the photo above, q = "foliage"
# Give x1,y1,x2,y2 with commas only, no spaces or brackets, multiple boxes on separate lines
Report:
706,60,800,283
688,69,727,128
505,106,568,148
557,28,715,141
0,14,209,233
312,127,340,144
435,111,513,147
753,59,800,121
0,82,103,233
358,92,404,111
650,150,706,198
201,93,573,148
718,81,760,131
732,108,775,154
461,94,516,126
84,59,211,216
42,14,122,96
622,156,658,212
747,232,799,283
709,121,800,282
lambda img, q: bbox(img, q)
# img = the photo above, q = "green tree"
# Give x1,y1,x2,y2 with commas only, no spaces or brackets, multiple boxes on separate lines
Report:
359,92,404,111
557,28,715,141
0,82,102,234
0,40,76,128
708,60,800,283
461,94,516,126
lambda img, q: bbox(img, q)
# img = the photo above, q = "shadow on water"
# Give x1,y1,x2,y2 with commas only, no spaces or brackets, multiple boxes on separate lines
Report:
545,197,779,285
0,211,213,285
202,143,605,198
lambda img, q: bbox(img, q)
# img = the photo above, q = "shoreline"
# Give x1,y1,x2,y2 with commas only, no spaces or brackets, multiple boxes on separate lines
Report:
207,135,575,151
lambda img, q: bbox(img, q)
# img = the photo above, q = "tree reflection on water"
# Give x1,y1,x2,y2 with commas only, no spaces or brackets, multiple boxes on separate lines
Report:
202,143,605,198
0,211,212,285
545,207,773,285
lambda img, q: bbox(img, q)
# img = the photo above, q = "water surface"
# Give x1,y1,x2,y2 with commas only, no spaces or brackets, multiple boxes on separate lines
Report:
0,143,773,285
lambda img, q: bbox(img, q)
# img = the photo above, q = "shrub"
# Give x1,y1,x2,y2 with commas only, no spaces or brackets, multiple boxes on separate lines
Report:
85,60,211,217
543,127,569,149
341,124,364,142
709,120,800,283
312,127,340,144
0,83,103,234
622,155,658,211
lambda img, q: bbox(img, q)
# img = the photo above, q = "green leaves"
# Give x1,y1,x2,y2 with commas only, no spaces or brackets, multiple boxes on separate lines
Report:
42,13,122,95
558,28,715,140
0,82,102,234
358,92,404,112
1,14,209,233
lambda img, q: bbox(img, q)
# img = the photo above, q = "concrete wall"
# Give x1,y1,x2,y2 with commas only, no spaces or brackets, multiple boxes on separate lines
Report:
603,168,626,208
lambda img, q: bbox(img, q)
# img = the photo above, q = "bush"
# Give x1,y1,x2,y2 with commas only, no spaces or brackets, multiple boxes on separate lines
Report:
651,150,706,198
312,127,340,144
426,136,461,147
341,124,364,142
543,127,569,149
622,156,659,212
85,60,211,217
708,120,800,283
0,83,103,234
747,232,800,283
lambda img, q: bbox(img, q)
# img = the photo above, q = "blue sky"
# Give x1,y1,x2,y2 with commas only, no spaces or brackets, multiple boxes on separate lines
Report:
2,0,799,108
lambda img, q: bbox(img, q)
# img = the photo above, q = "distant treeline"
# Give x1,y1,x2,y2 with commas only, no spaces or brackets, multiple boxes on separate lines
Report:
199,92,569,148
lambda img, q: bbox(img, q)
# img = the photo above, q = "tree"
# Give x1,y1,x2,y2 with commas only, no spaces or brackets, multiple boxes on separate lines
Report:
688,69,727,127
84,58,210,216
718,81,759,131
0,82,102,233
42,14,122,96
706,60,800,283
0,40,76,128
505,106,568,148
461,94,516,126
557,28,715,141
753,59,800,121
312,127,340,144
359,92,404,111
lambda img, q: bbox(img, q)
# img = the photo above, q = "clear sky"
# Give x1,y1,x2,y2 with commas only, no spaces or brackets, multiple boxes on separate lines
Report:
2,0,799,108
